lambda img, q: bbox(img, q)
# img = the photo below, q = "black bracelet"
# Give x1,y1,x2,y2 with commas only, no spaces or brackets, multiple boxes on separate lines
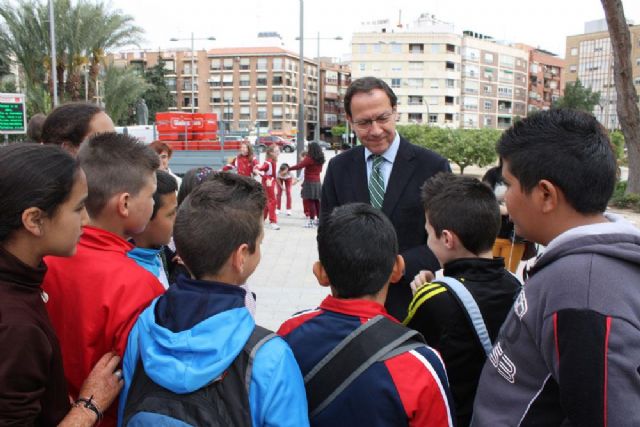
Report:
73,395,103,424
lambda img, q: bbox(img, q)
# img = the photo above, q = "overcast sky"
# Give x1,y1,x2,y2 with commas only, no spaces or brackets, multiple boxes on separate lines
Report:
110,0,640,60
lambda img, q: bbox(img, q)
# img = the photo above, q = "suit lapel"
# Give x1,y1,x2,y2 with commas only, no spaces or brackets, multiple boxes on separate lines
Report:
349,146,370,203
382,138,416,216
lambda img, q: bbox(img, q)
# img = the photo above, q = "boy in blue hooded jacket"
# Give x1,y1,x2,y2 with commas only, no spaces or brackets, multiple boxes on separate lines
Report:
118,172,309,426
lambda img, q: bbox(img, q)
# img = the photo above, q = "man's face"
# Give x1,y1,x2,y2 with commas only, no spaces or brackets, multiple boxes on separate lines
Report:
501,160,537,242
348,89,396,156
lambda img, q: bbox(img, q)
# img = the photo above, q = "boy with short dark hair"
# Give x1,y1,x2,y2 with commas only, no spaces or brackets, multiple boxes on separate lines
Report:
128,170,178,289
278,203,454,427
43,133,164,426
404,173,521,427
119,173,309,426
472,109,640,426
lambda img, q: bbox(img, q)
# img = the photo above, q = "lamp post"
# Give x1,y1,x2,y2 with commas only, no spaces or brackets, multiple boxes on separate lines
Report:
296,33,343,141
297,0,304,156
170,33,215,113
48,0,58,107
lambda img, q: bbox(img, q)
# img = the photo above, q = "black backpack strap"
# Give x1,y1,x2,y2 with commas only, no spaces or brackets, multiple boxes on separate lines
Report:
304,315,425,418
243,325,277,392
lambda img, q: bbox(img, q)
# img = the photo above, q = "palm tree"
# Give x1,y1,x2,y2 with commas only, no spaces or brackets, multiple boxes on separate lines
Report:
0,0,143,110
0,0,49,102
84,2,144,102
102,63,150,125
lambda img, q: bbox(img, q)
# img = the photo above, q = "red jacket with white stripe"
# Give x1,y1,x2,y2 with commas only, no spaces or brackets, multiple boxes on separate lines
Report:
278,296,455,427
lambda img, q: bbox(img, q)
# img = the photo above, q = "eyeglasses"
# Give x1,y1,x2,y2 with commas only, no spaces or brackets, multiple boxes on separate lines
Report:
352,111,395,130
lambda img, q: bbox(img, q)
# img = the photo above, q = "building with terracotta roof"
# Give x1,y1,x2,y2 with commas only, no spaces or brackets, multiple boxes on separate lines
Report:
110,46,350,138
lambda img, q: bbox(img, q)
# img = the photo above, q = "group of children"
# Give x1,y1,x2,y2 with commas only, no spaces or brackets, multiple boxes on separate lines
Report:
2,104,640,427
223,140,326,229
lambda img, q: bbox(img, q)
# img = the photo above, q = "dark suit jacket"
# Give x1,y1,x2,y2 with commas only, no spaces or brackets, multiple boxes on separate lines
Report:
321,137,451,320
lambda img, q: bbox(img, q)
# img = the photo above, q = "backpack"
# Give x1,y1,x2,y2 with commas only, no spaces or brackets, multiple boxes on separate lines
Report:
122,326,276,427
304,315,426,419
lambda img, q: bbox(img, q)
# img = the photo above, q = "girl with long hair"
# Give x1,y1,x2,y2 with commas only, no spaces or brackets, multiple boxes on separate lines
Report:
288,142,325,227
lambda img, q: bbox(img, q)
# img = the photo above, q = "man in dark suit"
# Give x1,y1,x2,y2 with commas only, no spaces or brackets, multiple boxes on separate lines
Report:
321,77,451,320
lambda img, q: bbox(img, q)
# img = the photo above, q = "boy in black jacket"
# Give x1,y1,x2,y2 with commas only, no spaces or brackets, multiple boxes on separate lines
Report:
404,173,521,427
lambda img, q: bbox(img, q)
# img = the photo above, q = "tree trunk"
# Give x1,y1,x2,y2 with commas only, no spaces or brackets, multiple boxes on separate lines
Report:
601,0,640,193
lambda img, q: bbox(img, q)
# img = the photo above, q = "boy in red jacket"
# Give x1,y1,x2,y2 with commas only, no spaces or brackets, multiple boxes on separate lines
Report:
43,133,165,426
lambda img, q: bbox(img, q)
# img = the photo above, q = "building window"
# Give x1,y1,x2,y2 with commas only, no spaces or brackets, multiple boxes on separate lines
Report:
409,61,423,71
408,95,423,105
408,78,423,88
358,44,367,53
484,116,492,127
483,85,492,94
239,76,250,86
499,55,515,68
373,43,382,53
445,96,454,105
445,61,455,71
163,60,175,72
210,59,221,70
446,79,455,88
484,100,493,111
445,113,453,122
428,96,438,105
223,58,233,70
222,74,233,87
359,63,366,71
240,106,250,120
256,73,268,86
484,53,494,63
408,113,423,123
429,114,438,124
409,43,424,54
391,44,402,53
239,90,250,102
257,58,268,70
210,91,221,103
484,68,494,80
272,90,283,102
391,62,403,72
272,107,283,118
257,91,267,102
239,58,250,70
446,44,456,53
272,74,283,85
391,78,401,88
430,79,439,89
273,58,283,71
498,86,513,97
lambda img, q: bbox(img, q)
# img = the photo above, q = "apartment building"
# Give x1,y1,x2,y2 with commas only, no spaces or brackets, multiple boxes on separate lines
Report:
351,14,528,129
110,47,350,137
515,44,565,113
565,19,640,130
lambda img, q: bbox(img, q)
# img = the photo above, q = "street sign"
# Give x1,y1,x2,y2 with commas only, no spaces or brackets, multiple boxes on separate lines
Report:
0,93,27,134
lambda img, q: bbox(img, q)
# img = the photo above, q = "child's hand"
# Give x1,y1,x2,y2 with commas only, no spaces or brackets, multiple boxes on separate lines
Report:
410,270,435,295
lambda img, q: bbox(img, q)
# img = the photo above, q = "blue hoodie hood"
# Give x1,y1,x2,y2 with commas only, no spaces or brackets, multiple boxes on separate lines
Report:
134,277,254,394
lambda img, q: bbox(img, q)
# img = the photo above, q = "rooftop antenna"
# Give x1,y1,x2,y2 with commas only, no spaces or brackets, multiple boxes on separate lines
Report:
397,9,403,28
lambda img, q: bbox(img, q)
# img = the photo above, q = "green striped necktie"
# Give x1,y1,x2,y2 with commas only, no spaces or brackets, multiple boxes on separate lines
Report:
369,155,385,209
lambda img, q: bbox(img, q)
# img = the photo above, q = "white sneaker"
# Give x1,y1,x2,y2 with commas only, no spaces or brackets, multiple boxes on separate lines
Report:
276,209,281,215
303,220,313,228
286,210,292,216
270,223,280,230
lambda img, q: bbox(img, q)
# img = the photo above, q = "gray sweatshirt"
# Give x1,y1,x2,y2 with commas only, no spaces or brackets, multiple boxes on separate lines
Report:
472,214,640,426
